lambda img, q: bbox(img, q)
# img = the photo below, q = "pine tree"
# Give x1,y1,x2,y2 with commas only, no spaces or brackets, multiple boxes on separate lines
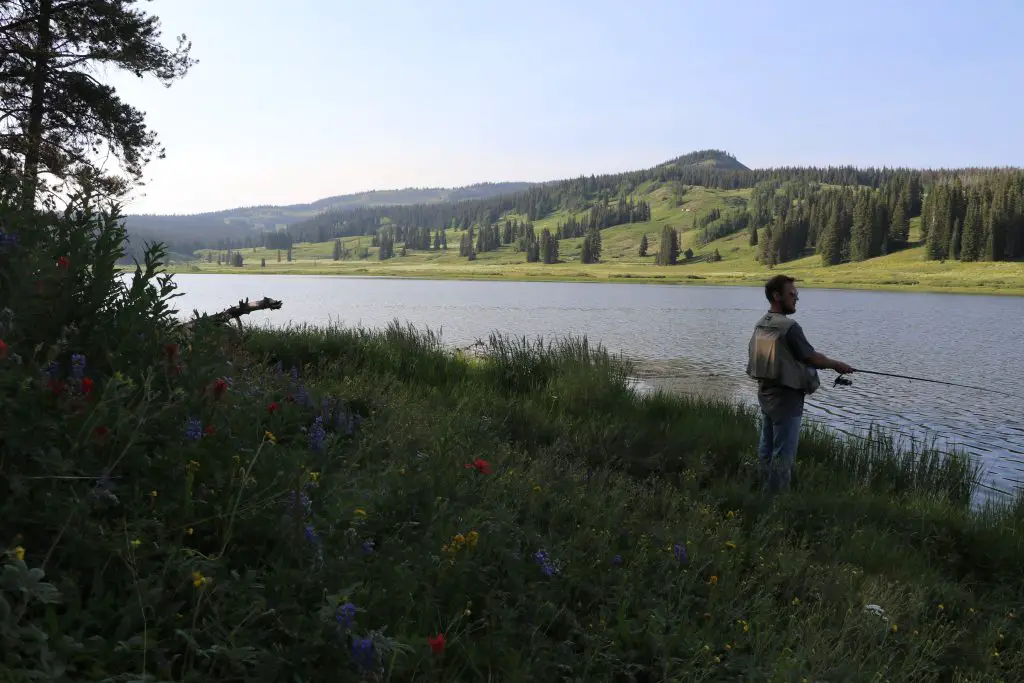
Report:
656,226,678,265
261,258,266,268
1,0,196,209
960,197,983,261
638,233,648,257
850,190,874,262
286,247,293,262
950,219,962,260
333,240,342,260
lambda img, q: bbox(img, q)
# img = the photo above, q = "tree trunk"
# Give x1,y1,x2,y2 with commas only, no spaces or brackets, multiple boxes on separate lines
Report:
21,0,53,212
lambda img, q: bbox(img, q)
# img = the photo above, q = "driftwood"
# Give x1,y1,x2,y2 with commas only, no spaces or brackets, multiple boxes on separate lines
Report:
187,296,283,332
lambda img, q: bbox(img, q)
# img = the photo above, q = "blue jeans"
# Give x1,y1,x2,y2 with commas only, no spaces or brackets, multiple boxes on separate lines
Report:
758,412,802,493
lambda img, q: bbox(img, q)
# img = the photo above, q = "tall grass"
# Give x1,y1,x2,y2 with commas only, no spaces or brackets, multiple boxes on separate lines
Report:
8,319,1022,681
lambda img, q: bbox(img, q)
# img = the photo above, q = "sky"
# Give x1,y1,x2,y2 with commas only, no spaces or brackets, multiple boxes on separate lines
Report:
104,0,1024,215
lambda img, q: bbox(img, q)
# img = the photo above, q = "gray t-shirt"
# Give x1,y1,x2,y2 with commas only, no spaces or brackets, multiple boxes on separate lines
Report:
757,321,816,421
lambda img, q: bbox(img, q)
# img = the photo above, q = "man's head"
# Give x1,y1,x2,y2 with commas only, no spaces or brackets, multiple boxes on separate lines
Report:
765,274,798,314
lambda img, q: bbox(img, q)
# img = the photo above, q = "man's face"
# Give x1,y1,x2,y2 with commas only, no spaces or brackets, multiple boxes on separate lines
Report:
780,283,799,314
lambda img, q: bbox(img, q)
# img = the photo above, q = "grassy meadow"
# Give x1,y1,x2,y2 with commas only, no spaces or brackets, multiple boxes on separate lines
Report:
159,184,1024,296
7,318,1023,681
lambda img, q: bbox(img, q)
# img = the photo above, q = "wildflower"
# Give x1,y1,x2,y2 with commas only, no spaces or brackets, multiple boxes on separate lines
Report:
192,571,208,588
307,415,326,451
362,539,375,554
203,425,216,436
726,510,735,519
336,602,357,629
265,430,277,444
150,490,158,498
186,528,194,536
304,524,319,543
57,255,70,270
70,353,86,379
0,339,7,361
212,378,228,400
612,554,623,566
792,597,800,606
81,376,94,395
534,549,556,576
353,508,367,519
295,384,309,406
130,539,141,548
185,418,203,441
532,484,542,492
464,458,492,475
13,546,25,561
428,632,446,654
937,603,944,611
709,575,719,585
267,401,280,414
309,471,320,483
351,636,374,671
891,624,898,632
673,543,688,563
725,540,736,550
466,530,479,548
289,489,313,516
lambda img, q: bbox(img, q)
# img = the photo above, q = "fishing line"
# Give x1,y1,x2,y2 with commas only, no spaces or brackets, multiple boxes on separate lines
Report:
832,369,1024,401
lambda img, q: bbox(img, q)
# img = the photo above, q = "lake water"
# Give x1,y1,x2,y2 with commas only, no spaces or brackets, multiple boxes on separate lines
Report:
167,274,1024,502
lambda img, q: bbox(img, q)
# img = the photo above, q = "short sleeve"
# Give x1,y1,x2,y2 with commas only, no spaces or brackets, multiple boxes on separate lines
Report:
786,323,816,363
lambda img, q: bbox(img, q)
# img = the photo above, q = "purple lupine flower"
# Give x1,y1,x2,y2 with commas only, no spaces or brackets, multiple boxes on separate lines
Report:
612,554,623,566
70,353,86,380
362,539,375,555
46,360,61,381
288,489,312,516
673,543,688,564
351,636,374,671
289,366,298,382
304,524,319,542
534,549,556,576
295,384,310,407
185,418,203,441
336,602,357,629
308,416,326,451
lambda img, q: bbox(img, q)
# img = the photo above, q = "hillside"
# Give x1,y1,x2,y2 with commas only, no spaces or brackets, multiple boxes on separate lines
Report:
122,181,532,252
177,184,1024,295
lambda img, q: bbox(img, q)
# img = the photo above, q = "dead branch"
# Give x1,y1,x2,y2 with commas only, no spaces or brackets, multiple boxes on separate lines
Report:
187,296,283,332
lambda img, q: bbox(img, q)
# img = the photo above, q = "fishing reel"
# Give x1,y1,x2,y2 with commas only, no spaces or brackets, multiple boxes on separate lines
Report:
833,374,854,388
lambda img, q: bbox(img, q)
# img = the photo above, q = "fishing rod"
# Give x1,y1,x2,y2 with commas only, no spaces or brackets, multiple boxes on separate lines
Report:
832,369,1024,400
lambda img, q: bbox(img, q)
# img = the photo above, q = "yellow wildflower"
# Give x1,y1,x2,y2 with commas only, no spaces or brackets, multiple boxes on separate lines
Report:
130,539,141,548
792,597,800,606
150,490,158,498
453,533,466,545
309,471,320,482
937,603,944,611
891,624,898,633
467,530,479,548
192,571,208,588
726,510,735,519
14,546,25,561
265,431,277,444
532,484,542,493
714,656,721,664
709,575,718,585
353,508,367,519
725,540,736,550
186,527,194,536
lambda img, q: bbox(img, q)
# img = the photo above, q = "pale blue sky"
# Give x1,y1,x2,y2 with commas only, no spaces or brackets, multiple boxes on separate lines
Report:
106,0,1024,215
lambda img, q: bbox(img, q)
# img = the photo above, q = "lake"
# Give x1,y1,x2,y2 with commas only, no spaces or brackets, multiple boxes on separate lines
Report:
167,274,1024,502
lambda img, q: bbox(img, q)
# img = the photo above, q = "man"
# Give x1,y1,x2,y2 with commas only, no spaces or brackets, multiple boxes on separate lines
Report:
746,275,855,493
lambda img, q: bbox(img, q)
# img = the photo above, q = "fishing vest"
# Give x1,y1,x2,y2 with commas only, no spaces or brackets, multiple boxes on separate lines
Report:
745,312,820,394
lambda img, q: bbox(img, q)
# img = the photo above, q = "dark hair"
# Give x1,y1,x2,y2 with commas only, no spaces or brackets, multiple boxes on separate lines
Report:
765,274,795,303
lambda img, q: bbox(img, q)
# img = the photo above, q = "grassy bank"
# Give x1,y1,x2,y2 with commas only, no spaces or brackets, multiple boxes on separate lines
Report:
147,185,1024,296
4,322,1024,681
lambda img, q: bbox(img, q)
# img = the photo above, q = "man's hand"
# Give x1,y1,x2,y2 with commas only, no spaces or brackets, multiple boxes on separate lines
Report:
832,360,855,374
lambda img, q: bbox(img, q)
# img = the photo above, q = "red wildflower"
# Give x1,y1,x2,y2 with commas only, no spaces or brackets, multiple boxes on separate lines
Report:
0,338,7,360
212,378,228,400
81,376,94,395
267,401,280,414
57,255,70,270
203,425,216,436
464,458,492,475
428,632,446,655
94,426,110,438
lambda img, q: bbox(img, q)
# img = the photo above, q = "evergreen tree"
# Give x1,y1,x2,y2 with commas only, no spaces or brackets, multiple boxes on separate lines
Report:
850,190,874,262
540,228,559,264
286,246,293,262
332,239,342,260
950,219,962,260
960,198,983,261
0,0,196,209
656,226,679,265
638,233,648,256
261,257,266,268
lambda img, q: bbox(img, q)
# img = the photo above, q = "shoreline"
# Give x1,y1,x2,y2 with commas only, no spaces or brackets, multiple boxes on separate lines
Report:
140,265,1024,298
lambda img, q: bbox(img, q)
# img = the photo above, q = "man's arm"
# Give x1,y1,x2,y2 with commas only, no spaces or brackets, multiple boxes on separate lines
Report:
787,323,855,374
